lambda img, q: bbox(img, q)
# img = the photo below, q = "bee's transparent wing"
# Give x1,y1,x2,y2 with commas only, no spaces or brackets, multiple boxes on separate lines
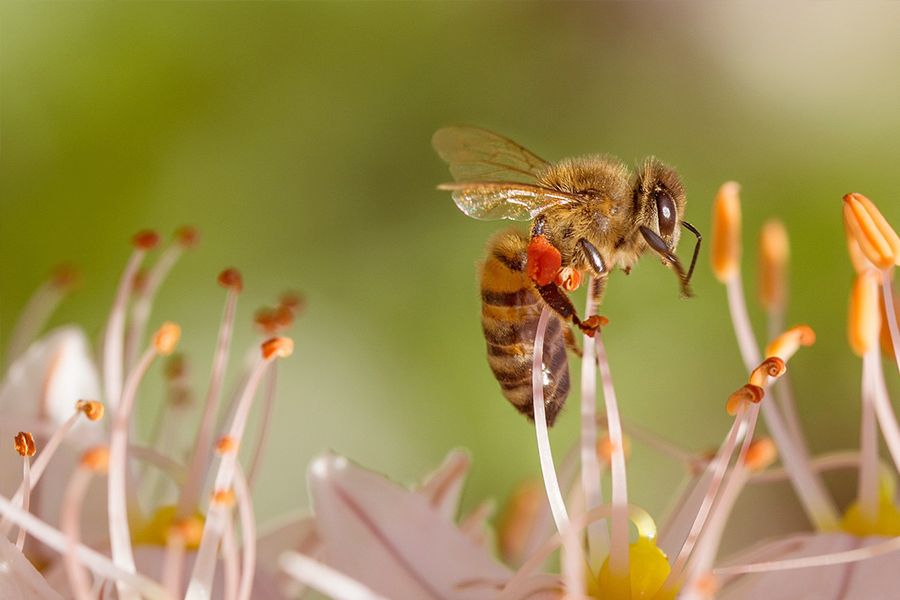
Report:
432,126,550,184
438,182,579,221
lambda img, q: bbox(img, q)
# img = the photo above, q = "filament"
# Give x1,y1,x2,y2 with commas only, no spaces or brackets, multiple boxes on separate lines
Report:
279,552,390,600
882,271,900,374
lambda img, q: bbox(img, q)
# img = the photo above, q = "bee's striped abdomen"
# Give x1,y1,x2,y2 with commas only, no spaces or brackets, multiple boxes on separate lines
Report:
479,230,570,426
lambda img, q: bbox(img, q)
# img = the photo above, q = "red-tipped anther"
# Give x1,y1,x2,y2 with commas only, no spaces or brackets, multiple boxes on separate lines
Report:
744,438,777,472
726,384,765,416
280,291,306,315
14,432,36,457
217,268,243,292
749,357,787,387
765,324,816,362
153,322,181,356
76,400,105,421
132,230,161,250
555,266,582,292
215,435,237,455
51,263,81,290
211,489,236,507
526,235,563,286
81,446,110,472
175,226,200,248
261,337,294,360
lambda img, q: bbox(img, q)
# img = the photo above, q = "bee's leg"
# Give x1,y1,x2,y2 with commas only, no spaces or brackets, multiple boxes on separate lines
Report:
577,238,607,277
535,282,607,337
639,225,693,298
681,220,703,286
563,325,582,357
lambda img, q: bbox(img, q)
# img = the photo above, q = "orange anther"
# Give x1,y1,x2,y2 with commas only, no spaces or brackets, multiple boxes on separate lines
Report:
711,181,742,283
842,193,900,270
848,270,881,357
726,384,765,416
765,325,816,362
217,268,243,292
597,434,631,464
881,285,899,358
169,515,204,547
280,291,306,314
76,400,105,421
175,226,200,248
153,322,181,356
261,336,294,360
526,235,563,286
211,489,235,507
81,446,110,472
744,438,777,472
749,357,787,387
14,432,36,457
132,230,161,250
758,220,789,311
215,436,237,454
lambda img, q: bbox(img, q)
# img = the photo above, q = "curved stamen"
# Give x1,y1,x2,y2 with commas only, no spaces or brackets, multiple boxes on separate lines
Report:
280,552,390,600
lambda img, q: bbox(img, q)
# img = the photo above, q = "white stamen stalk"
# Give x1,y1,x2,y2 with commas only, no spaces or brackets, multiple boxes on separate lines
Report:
580,278,606,564
882,270,900,374
61,468,98,600
16,457,31,550
859,348,881,522
222,518,240,600
869,344,900,473
125,244,183,370
595,335,629,586
162,533,186,600
103,248,146,420
247,365,278,489
108,345,157,600
178,285,240,518
715,536,900,576
4,280,65,371
279,552,390,600
185,357,271,600
234,466,257,600
0,490,170,599
750,451,880,484
530,306,569,534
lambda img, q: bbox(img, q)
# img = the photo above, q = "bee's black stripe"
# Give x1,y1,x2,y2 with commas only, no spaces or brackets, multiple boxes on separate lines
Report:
481,288,536,307
492,249,526,272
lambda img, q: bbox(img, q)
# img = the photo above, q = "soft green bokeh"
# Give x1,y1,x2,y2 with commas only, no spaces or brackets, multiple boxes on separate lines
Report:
2,2,899,555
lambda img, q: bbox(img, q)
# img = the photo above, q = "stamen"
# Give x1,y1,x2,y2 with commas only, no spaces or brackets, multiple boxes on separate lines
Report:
711,181,742,283
765,325,816,363
749,357,787,387
76,399,104,421
108,322,179,600
216,435,238,454
714,535,900,575
842,193,900,270
530,306,569,535
726,384,764,416
881,270,900,374
849,271,881,357
869,344,900,473
177,269,242,523
758,219,789,315
262,336,294,360
62,447,108,600
247,364,278,489
234,466,257,600
597,434,632,465
15,433,34,551
14,431,36,457
858,348,880,523
4,263,79,370
744,438,778,472
279,552,390,600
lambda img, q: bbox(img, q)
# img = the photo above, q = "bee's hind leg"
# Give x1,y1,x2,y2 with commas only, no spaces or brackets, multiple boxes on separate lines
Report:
535,283,606,337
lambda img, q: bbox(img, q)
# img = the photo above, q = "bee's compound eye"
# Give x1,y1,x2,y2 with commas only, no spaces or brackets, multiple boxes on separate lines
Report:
655,189,677,238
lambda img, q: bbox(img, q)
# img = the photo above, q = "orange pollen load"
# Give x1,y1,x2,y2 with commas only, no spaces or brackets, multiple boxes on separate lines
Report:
153,322,181,356
842,193,900,269
217,268,244,292
262,336,294,360
14,432,36,457
526,235,563,287
132,230,161,251
765,324,816,361
726,384,765,416
711,181,742,283
215,435,238,454
81,446,110,472
749,357,787,387
744,438,777,471
175,225,200,248
211,489,236,507
76,400,105,421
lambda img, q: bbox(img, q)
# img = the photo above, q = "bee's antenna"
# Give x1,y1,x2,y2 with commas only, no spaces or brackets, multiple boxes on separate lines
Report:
681,221,703,285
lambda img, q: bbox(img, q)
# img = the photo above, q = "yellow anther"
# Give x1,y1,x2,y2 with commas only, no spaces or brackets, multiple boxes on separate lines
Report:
758,220,789,311
76,400,105,421
81,446,110,472
14,432,36,457
726,384,765,416
261,336,294,360
848,270,881,357
153,322,181,356
711,181,742,283
842,193,900,270
765,325,816,362
749,357,787,387
744,438,777,472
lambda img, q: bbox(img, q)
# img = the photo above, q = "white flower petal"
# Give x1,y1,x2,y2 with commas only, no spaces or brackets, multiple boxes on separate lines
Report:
0,327,102,435
309,452,512,600
718,532,900,600
0,537,62,600
415,449,471,521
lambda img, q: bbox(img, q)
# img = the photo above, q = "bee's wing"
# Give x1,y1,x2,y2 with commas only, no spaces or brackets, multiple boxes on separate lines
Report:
432,126,550,184
438,182,579,221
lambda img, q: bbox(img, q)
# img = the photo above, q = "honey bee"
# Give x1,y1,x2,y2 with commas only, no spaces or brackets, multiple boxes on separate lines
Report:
433,126,701,425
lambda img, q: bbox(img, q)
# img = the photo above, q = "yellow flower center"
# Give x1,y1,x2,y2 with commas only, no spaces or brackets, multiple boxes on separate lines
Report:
590,537,677,600
132,505,205,549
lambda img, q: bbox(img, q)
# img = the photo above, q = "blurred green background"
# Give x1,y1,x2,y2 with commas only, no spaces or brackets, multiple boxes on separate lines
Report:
2,3,899,554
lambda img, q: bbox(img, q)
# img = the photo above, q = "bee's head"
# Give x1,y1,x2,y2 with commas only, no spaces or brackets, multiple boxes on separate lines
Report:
633,157,686,249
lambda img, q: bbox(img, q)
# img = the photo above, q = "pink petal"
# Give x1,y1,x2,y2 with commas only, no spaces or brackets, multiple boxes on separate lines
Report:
718,532,900,600
415,449,471,520
309,453,512,600
0,537,62,599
